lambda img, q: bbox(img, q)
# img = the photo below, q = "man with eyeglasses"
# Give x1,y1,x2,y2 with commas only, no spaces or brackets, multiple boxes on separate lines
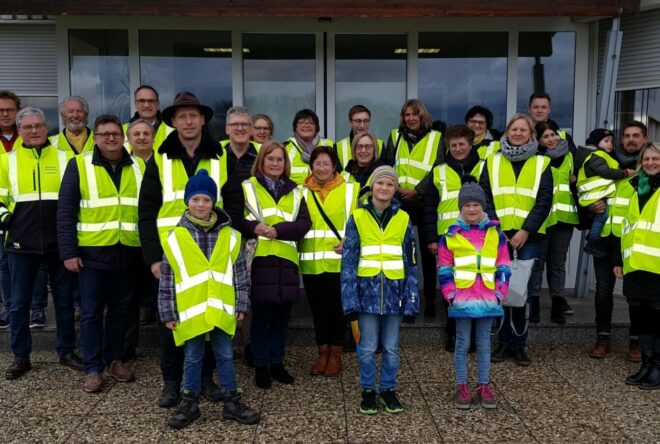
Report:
0,90,21,153
0,108,82,380
123,85,173,153
51,96,95,155
335,105,383,170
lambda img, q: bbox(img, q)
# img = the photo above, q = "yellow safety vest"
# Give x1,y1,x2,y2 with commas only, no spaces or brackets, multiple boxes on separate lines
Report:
50,131,95,155
155,151,228,241
546,153,579,227
285,137,334,185
477,140,500,161
621,186,660,275
433,161,485,236
392,129,442,189
354,207,409,280
123,121,174,154
601,179,635,238
76,152,144,247
577,150,619,206
335,137,383,170
242,176,302,266
487,152,550,234
299,181,358,274
220,140,260,154
162,226,240,346
445,225,499,289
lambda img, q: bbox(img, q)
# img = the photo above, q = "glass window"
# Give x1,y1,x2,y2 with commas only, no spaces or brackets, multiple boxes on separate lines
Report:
19,96,59,137
517,32,575,133
334,34,406,141
615,88,660,141
69,29,130,123
140,30,232,140
243,34,316,142
418,32,508,132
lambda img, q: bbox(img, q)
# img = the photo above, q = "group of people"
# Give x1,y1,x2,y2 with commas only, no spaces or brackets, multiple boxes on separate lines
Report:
0,84,658,426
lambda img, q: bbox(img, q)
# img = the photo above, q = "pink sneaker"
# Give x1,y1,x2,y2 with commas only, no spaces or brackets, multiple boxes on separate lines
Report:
476,384,497,409
455,384,472,409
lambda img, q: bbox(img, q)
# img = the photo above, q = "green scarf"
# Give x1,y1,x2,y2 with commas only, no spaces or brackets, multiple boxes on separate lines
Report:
185,210,217,232
638,171,651,197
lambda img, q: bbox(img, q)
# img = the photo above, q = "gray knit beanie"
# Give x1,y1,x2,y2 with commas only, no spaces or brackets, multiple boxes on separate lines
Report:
458,175,486,209
368,165,398,187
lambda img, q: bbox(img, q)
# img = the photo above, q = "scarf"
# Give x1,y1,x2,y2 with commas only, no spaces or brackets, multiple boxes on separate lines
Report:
294,133,320,164
614,144,640,169
543,138,569,160
185,210,217,232
472,129,494,147
637,171,651,197
499,135,538,162
303,172,344,202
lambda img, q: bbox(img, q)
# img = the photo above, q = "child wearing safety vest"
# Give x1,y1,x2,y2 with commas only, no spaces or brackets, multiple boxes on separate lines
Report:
438,176,511,410
341,166,420,415
158,169,260,429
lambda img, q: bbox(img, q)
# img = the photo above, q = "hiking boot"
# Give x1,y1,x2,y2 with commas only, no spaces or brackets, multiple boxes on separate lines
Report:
324,346,343,377
255,366,272,389
529,296,540,324
475,384,497,409
59,352,84,371
550,298,566,325
583,238,607,258
310,345,329,376
5,358,32,380
168,392,200,429
378,388,403,414
627,343,642,363
84,372,103,393
455,384,472,410
158,383,181,408
554,296,574,315
201,379,223,402
626,336,654,386
270,363,294,385
640,342,660,390
512,348,531,367
222,390,260,425
491,344,511,363
0,310,10,329
104,360,135,382
359,389,377,414
29,310,46,329
590,338,611,358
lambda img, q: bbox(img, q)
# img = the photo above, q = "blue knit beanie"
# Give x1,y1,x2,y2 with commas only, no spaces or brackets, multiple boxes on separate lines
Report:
184,169,218,205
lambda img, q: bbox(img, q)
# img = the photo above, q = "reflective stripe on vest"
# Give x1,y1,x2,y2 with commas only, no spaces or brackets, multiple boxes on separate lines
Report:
335,137,383,170
286,137,334,185
433,161,484,235
393,129,441,189
477,141,500,160
576,150,618,205
547,153,579,226
50,131,95,155
445,226,499,289
601,179,634,238
621,186,660,275
353,208,409,280
5,146,70,207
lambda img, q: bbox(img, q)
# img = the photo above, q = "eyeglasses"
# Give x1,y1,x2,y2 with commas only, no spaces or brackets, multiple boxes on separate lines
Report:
254,126,271,132
355,144,374,151
351,118,370,125
468,119,487,126
227,122,251,129
135,99,158,105
96,132,123,139
297,120,315,127
312,162,333,169
20,123,46,131
0,108,17,115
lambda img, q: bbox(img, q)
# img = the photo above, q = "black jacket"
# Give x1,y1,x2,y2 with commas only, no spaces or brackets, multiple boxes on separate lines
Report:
57,147,142,270
138,129,239,265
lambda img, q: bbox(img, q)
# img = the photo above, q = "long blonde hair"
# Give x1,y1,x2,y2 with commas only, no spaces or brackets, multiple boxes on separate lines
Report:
251,141,291,178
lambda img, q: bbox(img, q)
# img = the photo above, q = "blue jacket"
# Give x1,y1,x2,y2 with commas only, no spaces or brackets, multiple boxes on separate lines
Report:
340,198,420,320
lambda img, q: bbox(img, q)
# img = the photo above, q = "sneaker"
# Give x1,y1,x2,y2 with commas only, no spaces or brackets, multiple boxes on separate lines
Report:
5,358,32,380
84,372,103,393
168,392,200,429
222,390,261,425
269,364,294,385
29,310,46,329
475,384,497,409
455,384,472,410
491,344,511,363
359,389,377,414
201,379,223,402
378,388,403,414
158,383,181,408
512,348,531,367
104,360,135,382
583,238,607,258
0,310,10,329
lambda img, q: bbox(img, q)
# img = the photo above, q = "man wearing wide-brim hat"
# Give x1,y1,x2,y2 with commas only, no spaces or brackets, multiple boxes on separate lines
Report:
138,91,242,407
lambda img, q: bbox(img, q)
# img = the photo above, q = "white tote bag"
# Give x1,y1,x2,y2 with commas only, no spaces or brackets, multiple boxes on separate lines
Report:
503,249,534,308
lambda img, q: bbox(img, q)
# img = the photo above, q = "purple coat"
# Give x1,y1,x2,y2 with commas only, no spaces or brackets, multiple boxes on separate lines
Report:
243,174,311,304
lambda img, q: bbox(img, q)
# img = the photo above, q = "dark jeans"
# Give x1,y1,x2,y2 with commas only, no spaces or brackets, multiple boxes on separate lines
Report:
401,205,437,306
498,241,543,350
124,265,157,354
590,204,608,238
250,302,293,367
8,252,76,360
0,235,49,314
303,272,345,346
79,267,132,374
593,235,641,339
530,223,575,299
159,322,215,386
635,304,660,337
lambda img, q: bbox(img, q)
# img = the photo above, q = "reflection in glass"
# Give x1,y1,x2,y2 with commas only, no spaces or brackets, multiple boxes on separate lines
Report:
517,32,575,133
243,34,316,142
615,88,660,141
69,29,130,123
334,34,406,140
418,32,508,131
140,30,233,140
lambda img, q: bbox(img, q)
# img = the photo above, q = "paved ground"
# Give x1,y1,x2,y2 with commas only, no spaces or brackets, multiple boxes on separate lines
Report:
1,342,659,443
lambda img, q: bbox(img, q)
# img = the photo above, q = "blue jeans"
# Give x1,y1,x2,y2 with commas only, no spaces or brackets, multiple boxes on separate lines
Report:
455,317,494,385
250,302,292,367
498,241,543,350
0,235,49,314
79,267,132,374
357,313,402,391
182,328,237,393
590,204,608,239
8,252,76,360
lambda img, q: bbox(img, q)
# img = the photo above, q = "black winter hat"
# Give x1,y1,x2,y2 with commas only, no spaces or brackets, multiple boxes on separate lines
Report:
586,128,614,147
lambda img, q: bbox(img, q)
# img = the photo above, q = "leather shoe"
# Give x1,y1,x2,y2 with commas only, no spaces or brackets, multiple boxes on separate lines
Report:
83,372,103,393
627,344,642,363
5,358,32,380
491,344,511,363
512,348,531,367
589,338,611,358
59,352,84,371
104,360,135,382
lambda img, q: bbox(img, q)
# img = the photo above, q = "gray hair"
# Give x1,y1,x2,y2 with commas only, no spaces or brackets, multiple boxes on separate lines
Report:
59,96,89,115
127,119,155,135
16,107,46,129
226,106,249,120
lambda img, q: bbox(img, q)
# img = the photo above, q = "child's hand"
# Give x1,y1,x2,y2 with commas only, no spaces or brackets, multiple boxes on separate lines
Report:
165,321,176,331
625,168,636,177
333,241,344,254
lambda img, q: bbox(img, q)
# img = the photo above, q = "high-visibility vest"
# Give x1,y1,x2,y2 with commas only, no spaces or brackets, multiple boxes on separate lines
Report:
162,226,241,346
220,140,260,154
155,151,228,241
353,207,409,280
487,152,551,234
123,121,174,154
621,186,660,275
392,129,442,189
242,176,302,266
558,130,568,140
285,137,334,185
577,150,619,206
335,137,383,170
50,131,95,155
299,181,358,274
445,225,499,289
477,141,500,161
546,153,579,226
601,179,635,238
76,152,144,247
433,161,485,236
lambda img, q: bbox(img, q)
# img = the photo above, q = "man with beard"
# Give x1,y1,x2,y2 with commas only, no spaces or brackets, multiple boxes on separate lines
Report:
51,96,95,155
